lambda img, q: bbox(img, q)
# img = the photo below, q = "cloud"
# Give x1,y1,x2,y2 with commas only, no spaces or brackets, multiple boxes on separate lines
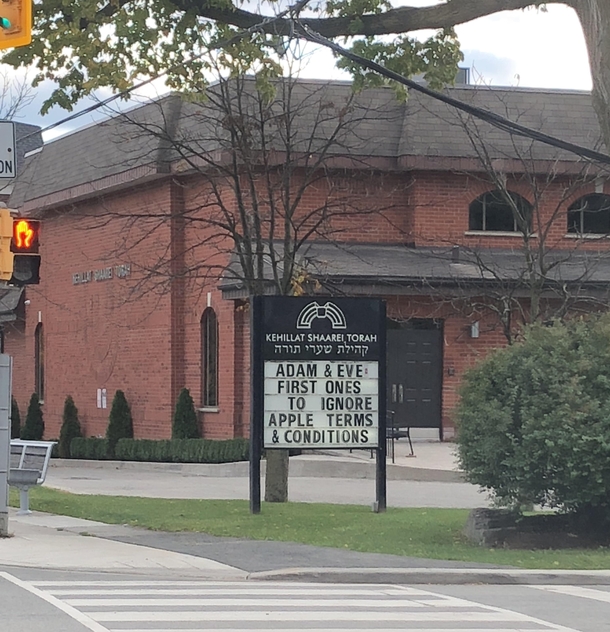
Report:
461,50,519,87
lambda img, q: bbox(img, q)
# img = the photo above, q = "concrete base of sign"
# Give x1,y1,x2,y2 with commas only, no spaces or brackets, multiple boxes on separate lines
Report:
0,512,7,537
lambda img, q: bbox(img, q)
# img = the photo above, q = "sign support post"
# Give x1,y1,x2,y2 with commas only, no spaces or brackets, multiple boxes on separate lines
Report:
249,296,263,514
0,354,12,535
375,301,387,512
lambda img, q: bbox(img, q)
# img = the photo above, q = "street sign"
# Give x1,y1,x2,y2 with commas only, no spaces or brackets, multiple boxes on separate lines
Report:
0,122,15,180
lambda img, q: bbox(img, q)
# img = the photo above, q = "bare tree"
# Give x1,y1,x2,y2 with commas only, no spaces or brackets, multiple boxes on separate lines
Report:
0,71,35,121
416,89,610,343
84,72,405,501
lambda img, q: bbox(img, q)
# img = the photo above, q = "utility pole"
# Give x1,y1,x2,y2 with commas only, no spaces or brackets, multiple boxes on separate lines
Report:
0,354,12,536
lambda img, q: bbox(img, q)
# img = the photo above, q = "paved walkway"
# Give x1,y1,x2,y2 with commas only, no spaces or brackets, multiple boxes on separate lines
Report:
42,441,481,507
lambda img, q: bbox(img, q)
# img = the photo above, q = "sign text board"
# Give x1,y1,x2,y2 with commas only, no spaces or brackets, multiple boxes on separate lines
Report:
259,297,385,449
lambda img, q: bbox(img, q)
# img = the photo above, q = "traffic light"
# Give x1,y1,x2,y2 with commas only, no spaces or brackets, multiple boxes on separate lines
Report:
0,0,31,51
0,209,12,281
10,218,40,285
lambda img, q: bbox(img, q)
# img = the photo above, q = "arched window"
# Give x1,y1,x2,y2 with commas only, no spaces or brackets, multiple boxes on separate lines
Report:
469,190,533,233
567,194,610,235
34,323,44,402
201,308,218,407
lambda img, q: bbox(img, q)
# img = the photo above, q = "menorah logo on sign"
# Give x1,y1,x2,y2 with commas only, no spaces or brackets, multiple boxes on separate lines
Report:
296,302,347,330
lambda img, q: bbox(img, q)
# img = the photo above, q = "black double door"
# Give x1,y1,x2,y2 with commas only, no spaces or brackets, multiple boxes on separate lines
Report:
386,321,443,434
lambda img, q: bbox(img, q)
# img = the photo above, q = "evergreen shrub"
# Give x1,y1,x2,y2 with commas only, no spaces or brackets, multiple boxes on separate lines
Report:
70,437,110,460
457,316,610,522
172,388,200,439
21,393,44,440
58,395,83,458
10,396,20,439
106,390,133,458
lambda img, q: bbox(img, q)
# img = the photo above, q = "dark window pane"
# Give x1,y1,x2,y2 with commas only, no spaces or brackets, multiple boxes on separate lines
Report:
469,191,532,233
468,199,484,230
201,308,218,407
35,323,44,402
485,197,516,232
567,210,581,233
568,194,610,234
583,208,610,234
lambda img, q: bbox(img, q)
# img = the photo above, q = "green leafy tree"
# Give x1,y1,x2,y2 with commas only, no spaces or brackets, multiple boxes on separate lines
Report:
172,388,200,439
58,395,83,458
3,1,610,150
10,396,21,439
457,316,610,523
21,393,44,440
106,390,134,458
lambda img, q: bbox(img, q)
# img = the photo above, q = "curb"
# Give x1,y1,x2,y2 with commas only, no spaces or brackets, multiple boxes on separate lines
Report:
48,457,464,483
248,567,610,585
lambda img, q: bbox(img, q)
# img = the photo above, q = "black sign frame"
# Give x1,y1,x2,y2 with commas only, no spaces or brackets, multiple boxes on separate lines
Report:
250,295,387,514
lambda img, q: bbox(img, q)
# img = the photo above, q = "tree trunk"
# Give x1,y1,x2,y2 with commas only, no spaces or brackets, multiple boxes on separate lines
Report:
264,448,289,502
573,0,610,152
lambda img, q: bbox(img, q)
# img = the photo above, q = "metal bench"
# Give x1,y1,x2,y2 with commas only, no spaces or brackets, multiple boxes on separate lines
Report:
9,440,56,515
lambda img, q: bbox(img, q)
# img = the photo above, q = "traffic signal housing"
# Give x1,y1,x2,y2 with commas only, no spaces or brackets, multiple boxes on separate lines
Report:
0,209,12,281
11,218,40,285
0,0,31,51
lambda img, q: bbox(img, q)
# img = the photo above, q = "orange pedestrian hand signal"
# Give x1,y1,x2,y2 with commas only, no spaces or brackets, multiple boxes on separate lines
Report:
11,219,39,253
14,220,33,249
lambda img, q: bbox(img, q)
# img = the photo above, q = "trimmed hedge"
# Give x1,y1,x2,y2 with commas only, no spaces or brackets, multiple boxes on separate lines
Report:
70,437,111,460
115,438,249,464
68,437,249,464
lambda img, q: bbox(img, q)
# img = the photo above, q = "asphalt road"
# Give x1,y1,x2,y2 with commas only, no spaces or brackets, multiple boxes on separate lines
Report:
1,566,608,632
65,521,503,572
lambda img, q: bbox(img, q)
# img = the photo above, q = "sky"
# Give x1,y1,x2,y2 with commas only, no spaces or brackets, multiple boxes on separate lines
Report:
6,2,593,142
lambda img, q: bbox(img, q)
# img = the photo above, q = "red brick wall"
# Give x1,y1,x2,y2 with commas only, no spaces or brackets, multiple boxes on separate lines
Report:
7,166,610,442
7,182,175,440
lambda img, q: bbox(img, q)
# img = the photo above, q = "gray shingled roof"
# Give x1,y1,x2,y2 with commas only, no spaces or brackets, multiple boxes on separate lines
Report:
0,285,23,322
14,123,42,175
220,242,610,296
10,79,605,211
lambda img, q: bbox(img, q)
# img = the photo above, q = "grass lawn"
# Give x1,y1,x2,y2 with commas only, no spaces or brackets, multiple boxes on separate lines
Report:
13,487,610,570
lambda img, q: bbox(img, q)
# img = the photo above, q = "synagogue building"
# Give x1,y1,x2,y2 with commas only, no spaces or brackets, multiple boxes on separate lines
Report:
5,78,610,441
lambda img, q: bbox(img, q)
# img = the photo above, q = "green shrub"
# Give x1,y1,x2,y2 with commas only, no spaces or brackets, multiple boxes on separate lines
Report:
21,393,44,440
172,388,200,439
58,395,83,458
106,390,133,458
10,396,21,439
115,438,249,463
457,317,610,522
70,437,110,460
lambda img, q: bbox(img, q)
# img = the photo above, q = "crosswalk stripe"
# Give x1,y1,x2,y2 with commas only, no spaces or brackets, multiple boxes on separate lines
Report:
108,629,558,632
65,597,427,607
531,585,610,603
89,610,533,622
37,587,410,596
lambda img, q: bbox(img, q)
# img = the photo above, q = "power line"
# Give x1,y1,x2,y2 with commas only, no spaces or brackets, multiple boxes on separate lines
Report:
23,5,304,141
21,13,610,169
295,22,610,167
